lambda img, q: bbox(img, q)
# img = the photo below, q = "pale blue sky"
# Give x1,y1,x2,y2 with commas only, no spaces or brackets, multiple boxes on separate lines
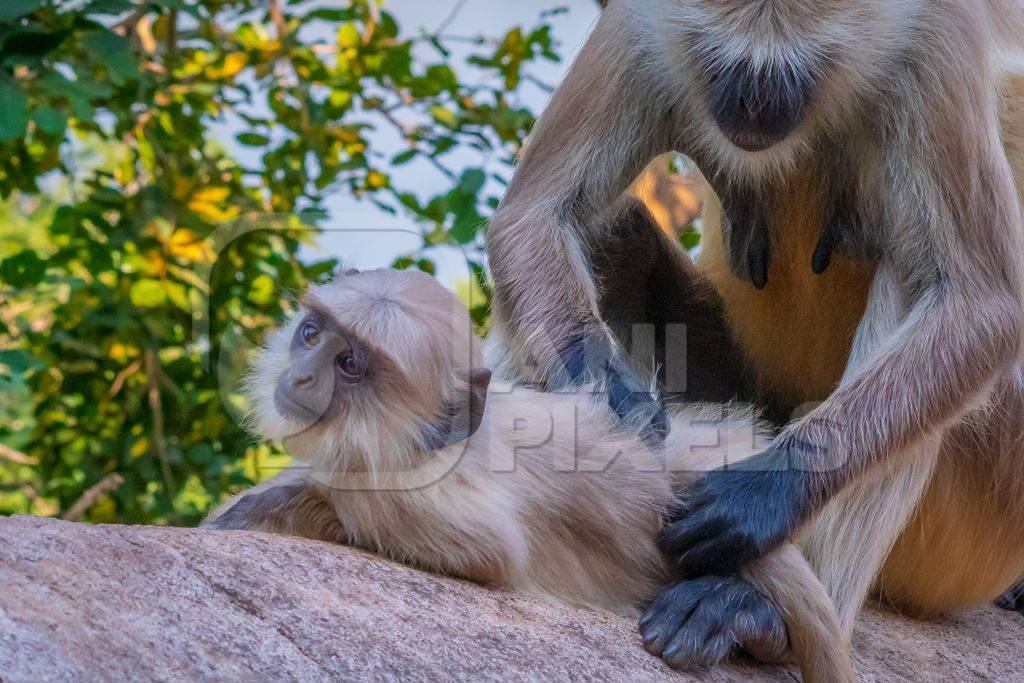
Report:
303,1,600,285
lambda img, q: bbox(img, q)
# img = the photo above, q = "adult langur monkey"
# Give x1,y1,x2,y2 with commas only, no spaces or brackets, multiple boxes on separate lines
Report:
485,0,1024,658
205,268,855,681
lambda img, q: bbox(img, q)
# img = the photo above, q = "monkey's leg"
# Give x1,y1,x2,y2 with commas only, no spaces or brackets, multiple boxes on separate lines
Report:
800,444,940,634
874,395,1024,616
203,472,347,544
592,197,753,406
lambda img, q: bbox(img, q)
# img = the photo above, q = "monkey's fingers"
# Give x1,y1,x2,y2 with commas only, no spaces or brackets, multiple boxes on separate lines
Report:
555,332,612,388
554,332,671,444
641,577,787,672
733,587,790,665
663,626,735,672
718,187,772,289
640,580,707,656
607,365,670,446
659,520,759,579
812,216,841,275
746,222,771,291
661,462,810,577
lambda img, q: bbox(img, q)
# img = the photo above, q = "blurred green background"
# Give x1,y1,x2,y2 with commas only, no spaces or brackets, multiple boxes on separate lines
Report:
0,0,607,525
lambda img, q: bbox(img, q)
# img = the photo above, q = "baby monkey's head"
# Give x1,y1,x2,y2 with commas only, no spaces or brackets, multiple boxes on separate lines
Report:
247,268,490,463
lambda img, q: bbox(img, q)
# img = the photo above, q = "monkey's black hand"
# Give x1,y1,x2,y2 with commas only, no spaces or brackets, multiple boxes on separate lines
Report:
812,206,863,275
812,176,872,276
659,447,816,578
639,576,789,671
558,333,669,445
719,187,771,290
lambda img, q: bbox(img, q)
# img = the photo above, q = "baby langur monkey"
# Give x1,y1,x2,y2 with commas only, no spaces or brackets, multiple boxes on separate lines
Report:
204,268,853,682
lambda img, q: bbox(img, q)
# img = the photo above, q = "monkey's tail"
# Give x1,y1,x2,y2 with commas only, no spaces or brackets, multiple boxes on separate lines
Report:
743,544,857,683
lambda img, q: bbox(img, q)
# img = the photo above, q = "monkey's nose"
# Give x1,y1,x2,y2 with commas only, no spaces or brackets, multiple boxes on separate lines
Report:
707,59,817,152
275,367,333,423
292,372,316,388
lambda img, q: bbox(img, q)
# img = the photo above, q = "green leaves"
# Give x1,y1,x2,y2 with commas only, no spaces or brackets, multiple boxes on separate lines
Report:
80,30,139,85
33,106,67,135
0,0,578,524
0,0,40,22
83,0,136,16
129,279,167,308
337,23,362,50
0,249,45,287
430,105,458,129
236,132,270,147
0,80,28,141
447,169,487,244
1,27,70,59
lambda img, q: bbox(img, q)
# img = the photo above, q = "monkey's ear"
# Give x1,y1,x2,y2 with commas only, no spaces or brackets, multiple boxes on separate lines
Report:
422,367,492,449
467,366,492,398
461,366,492,440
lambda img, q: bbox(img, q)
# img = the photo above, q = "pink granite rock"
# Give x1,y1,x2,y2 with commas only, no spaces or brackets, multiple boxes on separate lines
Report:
0,516,1019,681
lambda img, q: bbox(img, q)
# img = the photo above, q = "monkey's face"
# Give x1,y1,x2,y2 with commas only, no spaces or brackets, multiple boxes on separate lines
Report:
663,0,908,157
270,303,370,427
246,268,483,459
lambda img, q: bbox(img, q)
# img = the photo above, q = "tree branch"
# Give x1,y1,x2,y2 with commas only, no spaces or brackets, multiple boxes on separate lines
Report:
62,474,125,522
106,359,142,400
434,0,469,37
0,443,37,466
378,108,458,181
144,348,175,498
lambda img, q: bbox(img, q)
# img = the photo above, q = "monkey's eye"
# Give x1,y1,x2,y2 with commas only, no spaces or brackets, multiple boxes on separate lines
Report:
344,268,360,276
300,320,320,347
336,352,366,382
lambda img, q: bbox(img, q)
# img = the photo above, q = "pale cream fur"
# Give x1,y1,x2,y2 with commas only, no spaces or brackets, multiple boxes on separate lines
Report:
208,270,853,682
695,21,1024,622
485,0,1024,651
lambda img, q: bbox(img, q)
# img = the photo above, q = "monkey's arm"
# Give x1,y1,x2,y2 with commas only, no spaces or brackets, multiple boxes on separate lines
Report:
662,118,1024,577
203,471,347,544
487,3,684,435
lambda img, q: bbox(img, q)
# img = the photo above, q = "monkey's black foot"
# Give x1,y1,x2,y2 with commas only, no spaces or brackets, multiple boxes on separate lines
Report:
996,579,1024,613
558,332,669,445
639,576,789,671
659,448,815,578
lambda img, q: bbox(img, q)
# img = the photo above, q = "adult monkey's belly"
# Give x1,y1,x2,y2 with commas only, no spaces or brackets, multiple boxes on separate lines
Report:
695,177,873,412
693,164,1024,615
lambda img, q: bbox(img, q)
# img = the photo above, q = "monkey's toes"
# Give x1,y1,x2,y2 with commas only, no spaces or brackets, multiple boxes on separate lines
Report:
640,576,789,672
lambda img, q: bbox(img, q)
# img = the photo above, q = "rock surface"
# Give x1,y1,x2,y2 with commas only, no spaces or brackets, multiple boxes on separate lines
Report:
0,516,1020,681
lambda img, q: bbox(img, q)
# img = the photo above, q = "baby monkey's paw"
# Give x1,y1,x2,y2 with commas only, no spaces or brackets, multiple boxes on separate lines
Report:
639,576,789,671
557,332,669,446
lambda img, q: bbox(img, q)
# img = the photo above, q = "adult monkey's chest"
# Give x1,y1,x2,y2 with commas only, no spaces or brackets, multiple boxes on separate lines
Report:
695,173,875,413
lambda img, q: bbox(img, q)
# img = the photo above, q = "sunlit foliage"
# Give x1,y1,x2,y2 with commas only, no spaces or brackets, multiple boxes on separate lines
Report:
0,0,569,524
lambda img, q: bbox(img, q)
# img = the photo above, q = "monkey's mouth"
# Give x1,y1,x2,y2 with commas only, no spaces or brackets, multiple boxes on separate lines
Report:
720,129,787,153
707,58,817,154
273,384,326,425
